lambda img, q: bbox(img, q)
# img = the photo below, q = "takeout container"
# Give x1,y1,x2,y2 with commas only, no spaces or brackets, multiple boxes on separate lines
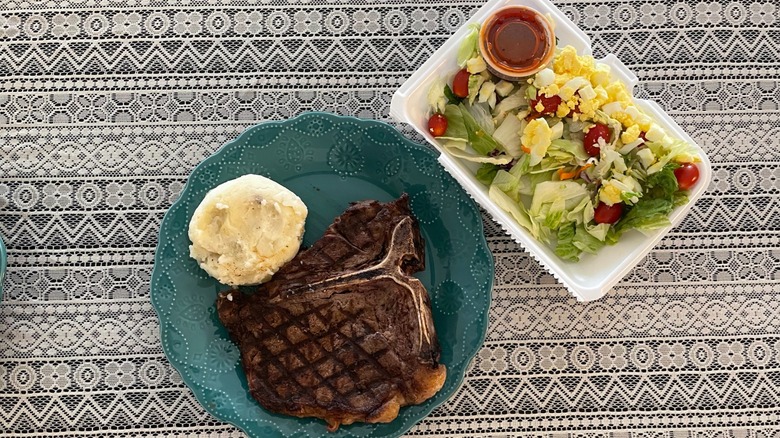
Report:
390,0,711,301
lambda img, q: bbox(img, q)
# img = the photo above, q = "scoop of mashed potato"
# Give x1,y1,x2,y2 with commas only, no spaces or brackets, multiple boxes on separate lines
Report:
188,174,308,286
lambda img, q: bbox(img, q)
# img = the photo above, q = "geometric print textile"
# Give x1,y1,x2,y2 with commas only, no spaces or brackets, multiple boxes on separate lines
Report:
1,0,780,436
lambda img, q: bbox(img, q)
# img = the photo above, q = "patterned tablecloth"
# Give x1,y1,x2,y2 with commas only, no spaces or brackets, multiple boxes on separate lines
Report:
1,0,779,436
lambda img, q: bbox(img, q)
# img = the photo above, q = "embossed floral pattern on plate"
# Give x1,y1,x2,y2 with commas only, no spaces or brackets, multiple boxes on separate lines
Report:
150,112,493,438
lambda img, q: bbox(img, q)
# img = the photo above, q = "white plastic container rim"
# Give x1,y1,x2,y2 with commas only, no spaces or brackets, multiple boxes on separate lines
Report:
390,0,712,301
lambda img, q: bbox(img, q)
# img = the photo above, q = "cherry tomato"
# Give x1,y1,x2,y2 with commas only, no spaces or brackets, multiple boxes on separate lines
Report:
674,162,700,190
594,202,623,224
530,93,562,115
583,123,611,157
452,69,470,98
428,113,448,137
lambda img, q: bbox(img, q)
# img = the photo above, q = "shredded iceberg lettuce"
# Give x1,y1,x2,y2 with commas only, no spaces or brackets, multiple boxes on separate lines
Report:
427,42,702,261
456,24,480,67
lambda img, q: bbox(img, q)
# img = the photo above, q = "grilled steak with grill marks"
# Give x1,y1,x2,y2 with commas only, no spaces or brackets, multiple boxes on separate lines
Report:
216,195,446,431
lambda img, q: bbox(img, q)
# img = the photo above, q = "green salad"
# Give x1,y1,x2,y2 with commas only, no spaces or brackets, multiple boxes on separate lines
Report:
426,25,701,261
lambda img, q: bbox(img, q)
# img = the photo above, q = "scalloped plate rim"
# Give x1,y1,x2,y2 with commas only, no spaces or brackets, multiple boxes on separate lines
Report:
150,112,493,438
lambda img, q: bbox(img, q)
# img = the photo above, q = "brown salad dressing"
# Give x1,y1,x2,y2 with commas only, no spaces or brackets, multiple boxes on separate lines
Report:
481,7,553,78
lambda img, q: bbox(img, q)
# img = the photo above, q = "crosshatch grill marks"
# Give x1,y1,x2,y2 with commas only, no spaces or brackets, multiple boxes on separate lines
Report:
257,300,394,406
268,216,433,352
216,195,446,431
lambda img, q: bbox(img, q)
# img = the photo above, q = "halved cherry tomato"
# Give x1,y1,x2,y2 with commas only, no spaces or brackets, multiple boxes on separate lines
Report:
452,69,470,98
594,202,623,224
584,123,611,157
674,162,700,190
428,113,448,137
530,93,562,115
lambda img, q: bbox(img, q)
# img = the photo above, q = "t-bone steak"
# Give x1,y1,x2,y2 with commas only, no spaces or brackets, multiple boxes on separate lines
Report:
216,194,446,431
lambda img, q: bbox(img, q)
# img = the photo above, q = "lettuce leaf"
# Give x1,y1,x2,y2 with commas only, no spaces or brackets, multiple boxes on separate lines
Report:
613,199,673,236
493,169,526,202
511,154,532,175
646,138,700,174
462,102,495,135
493,88,528,120
445,146,512,164
467,74,486,105
502,155,551,197
519,169,556,196
437,104,468,141
546,138,589,164
528,181,589,242
492,113,524,157
612,163,680,237
457,23,480,67
573,223,606,254
644,162,679,202
555,222,580,261
443,84,462,105
489,184,541,240
555,222,607,262
427,79,447,114
673,191,689,207
530,181,589,217
543,197,567,229
489,158,536,201
460,103,500,155
476,164,499,186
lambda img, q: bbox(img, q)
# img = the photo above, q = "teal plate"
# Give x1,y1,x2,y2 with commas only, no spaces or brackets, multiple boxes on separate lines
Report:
150,112,493,438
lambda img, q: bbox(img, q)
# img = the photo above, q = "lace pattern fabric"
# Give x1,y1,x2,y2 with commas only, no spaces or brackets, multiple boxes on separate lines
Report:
1,0,779,436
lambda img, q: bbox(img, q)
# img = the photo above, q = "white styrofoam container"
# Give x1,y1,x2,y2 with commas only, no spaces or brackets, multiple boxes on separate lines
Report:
390,0,711,302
